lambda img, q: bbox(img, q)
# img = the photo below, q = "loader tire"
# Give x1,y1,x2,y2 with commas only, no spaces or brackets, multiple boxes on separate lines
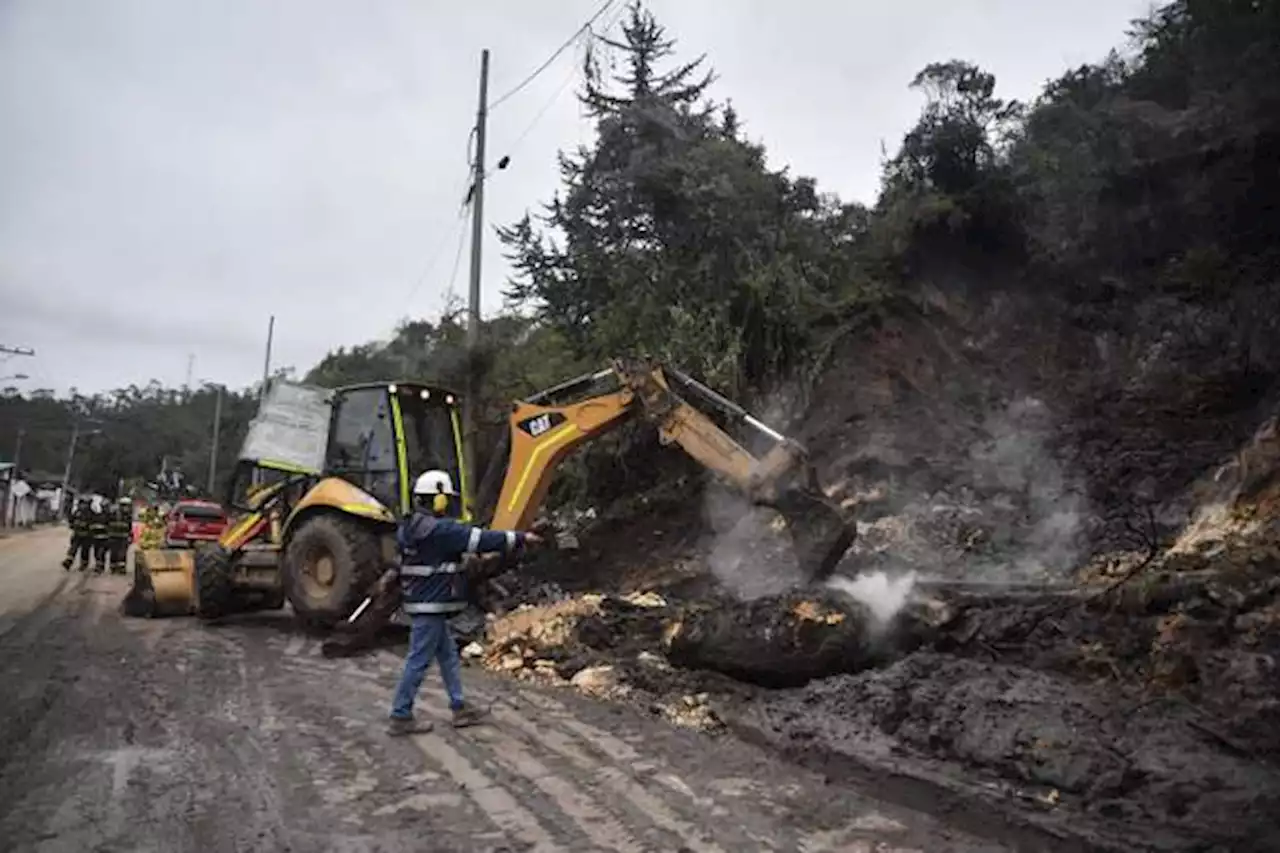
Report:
282,514,381,629
195,546,235,620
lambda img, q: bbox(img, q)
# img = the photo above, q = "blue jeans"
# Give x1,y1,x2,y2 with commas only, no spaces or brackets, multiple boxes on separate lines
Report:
391,613,464,719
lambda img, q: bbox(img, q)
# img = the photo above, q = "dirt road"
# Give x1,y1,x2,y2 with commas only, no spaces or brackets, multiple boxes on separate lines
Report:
0,530,1001,853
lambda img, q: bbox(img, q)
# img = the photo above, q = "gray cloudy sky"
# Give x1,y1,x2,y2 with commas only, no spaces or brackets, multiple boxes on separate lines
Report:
0,0,1153,395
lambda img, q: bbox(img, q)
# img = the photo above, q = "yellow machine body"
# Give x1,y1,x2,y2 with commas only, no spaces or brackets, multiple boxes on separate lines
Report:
123,380,471,621
133,548,197,617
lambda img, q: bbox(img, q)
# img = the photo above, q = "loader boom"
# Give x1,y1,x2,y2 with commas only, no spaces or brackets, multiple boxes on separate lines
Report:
488,357,856,583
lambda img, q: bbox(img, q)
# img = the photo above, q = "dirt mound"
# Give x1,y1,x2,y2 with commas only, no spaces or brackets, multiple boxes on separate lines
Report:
665,591,937,688
738,652,1280,852
467,303,1280,850
469,590,749,731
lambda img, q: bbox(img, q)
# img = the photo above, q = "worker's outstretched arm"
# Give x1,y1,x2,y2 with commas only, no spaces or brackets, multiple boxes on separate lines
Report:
433,518,532,556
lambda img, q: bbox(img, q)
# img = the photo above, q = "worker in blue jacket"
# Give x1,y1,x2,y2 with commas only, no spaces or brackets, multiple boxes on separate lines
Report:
387,468,542,736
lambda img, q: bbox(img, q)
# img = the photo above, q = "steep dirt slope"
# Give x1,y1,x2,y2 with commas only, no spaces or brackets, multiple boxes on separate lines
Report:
474,289,1280,851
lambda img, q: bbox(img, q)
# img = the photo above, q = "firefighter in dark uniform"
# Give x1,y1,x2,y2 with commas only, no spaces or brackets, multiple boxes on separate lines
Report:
107,497,132,574
88,501,110,573
62,499,91,571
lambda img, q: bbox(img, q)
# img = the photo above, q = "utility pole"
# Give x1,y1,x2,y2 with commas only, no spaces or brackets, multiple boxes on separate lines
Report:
60,420,81,515
13,428,23,470
261,314,275,403
207,384,223,495
463,48,490,516
184,354,195,393
59,417,101,514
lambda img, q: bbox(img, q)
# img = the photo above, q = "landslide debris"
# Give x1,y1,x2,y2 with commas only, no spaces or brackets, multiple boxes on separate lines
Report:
467,405,1280,852
469,589,744,731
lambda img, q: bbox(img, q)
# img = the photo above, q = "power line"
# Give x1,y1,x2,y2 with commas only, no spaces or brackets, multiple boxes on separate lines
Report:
496,62,579,166
404,174,471,308
488,0,616,112
444,200,472,302
494,2,625,171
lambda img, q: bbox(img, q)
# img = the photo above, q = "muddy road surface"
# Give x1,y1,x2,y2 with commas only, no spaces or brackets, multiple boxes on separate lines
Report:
0,529,998,853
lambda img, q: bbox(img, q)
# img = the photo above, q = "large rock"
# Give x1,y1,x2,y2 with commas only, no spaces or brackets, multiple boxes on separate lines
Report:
662,593,922,688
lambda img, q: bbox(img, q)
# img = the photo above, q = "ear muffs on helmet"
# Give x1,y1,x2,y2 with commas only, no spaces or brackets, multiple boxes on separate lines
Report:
432,493,450,514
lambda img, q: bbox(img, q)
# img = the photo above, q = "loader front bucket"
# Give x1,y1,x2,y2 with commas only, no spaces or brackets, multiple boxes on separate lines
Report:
771,487,858,584
121,548,196,618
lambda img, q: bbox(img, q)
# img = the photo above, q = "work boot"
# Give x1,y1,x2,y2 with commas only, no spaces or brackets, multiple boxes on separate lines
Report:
451,704,490,729
62,558,72,571
386,716,433,737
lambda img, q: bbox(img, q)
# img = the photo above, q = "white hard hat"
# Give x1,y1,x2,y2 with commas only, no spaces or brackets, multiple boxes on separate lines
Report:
413,470,456,497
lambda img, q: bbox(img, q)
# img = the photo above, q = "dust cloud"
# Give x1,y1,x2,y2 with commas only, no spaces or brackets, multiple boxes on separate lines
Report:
848,394,1090,584
963,396,1088,579
702,487,805,600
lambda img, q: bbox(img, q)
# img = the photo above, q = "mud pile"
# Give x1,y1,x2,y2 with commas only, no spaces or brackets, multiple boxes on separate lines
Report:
725,428,1280,852
468,585,945,730
738,652,1280,853
468,590,739,730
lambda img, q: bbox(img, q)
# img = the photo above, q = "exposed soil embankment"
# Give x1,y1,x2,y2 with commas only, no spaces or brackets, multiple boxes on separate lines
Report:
469,294,1280,851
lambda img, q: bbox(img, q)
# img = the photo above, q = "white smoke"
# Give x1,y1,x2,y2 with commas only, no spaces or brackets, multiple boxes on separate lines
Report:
965,396,1088,579
702,486,804,600
827,571,917,628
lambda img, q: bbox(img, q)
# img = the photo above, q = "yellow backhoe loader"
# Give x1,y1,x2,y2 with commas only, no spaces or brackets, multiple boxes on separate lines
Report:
122,357,855,630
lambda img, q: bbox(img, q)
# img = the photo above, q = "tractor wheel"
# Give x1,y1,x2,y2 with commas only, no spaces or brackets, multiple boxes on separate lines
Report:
282,514,381,629
194,545,234,620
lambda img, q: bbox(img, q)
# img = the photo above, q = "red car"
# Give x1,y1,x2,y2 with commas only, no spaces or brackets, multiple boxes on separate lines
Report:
164,500,229,547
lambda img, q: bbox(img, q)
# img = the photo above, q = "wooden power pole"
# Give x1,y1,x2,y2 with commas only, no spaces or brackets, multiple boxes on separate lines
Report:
463,48,490,518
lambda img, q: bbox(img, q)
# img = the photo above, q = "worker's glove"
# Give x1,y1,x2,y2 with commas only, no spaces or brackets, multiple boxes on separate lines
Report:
465,552,502,583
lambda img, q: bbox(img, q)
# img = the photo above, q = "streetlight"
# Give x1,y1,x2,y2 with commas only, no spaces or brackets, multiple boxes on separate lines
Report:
199,380,225,496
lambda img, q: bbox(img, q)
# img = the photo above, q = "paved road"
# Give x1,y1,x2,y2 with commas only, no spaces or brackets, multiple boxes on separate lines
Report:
0,527,73,637
0,529,1001,852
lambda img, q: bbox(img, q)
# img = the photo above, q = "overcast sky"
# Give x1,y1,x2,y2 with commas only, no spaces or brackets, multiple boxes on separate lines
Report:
0,0,1155,396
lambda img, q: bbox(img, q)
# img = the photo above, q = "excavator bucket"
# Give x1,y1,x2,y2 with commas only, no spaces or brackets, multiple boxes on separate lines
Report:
749,442,857,584
770,487,858,584
121,548,196,618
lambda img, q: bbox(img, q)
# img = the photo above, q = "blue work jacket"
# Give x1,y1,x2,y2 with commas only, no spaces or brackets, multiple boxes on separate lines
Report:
397,511,525,615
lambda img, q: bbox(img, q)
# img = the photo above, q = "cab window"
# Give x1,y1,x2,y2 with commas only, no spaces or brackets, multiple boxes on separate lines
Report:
327,387,399,510
399,393,463,515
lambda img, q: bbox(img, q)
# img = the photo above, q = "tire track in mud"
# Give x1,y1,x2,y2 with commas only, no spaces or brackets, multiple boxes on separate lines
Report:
269,638,727,849
297,640,943,852
0,571,87,789
0,548,987,853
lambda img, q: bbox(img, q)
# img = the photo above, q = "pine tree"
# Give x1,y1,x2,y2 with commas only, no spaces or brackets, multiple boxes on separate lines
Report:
580,0,715,118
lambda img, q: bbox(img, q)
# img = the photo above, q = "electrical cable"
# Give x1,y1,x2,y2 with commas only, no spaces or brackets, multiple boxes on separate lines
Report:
442,200,472,304
403,173,470,308
490,1,624,175
488,0,616,112
494,62,579,169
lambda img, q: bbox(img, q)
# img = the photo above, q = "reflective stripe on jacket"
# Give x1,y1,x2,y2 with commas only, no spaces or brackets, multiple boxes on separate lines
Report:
396,511,524,616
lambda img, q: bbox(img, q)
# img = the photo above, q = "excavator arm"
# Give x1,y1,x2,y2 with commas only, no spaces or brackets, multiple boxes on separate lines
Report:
487,357,856,583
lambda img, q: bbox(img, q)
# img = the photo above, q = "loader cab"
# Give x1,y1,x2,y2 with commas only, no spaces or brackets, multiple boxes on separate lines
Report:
324,382,470,520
